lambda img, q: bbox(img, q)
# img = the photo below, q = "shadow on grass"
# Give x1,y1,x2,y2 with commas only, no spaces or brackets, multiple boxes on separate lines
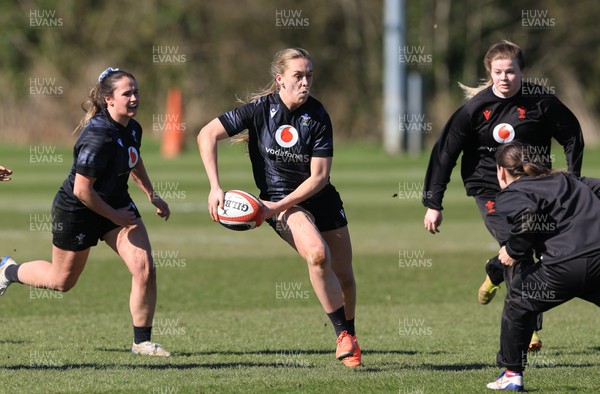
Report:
94,346,448,362
423,361,600,371
3,361,301,370
547,346,600,356
422,362,492,371
155,349,445,357
0,339,27,345
529,346,600,357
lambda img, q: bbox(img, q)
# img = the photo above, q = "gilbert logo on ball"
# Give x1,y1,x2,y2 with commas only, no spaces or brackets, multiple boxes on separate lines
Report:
492,123,515,144
275,125,299,148
217,190,264,231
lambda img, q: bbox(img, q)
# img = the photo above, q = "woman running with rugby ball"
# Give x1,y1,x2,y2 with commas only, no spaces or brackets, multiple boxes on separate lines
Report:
198,48,360,367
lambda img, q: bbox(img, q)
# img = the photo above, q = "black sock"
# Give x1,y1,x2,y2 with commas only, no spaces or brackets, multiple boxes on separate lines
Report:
133,326,152,344
486,256,505,286
327,306,349,337
5,264,21,284
346,318,355,336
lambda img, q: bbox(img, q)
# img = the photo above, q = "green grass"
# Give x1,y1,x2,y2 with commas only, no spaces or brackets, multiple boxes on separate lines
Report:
1,140,600,393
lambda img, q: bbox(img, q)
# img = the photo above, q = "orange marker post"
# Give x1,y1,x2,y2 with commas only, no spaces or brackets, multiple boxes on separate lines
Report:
160,88,184,158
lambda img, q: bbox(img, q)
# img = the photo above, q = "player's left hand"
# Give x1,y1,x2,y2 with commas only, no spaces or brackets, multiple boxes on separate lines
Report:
498,246,517,266
151,194,170,220
260,200,280,221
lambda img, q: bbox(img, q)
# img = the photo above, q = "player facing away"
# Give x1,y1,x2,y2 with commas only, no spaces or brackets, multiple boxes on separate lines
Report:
486,141,600,391
198,48,360,367
0,68,171,356
422,40,584,351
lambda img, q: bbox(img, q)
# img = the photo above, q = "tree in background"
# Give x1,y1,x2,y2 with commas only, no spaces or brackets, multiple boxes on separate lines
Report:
0,0,598,149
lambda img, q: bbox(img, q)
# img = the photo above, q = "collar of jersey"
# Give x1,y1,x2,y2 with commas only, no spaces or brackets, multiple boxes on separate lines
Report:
490,84,521,100
100,108,128,131
274,92,309,113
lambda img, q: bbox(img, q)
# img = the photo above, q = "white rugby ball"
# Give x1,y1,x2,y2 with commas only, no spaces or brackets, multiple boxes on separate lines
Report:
217,190,264,231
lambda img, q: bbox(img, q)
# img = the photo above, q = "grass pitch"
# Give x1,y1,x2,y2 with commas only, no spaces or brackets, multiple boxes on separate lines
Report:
0,140,599,393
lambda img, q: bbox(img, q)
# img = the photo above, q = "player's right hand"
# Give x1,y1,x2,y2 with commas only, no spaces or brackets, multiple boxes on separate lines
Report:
113,207,137,227
498,246,517,266
207,188,225,223
424,208,442,234
0,166,12,182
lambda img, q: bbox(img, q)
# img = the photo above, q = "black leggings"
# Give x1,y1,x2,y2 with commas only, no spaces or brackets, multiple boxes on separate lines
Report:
496,254,600,371
474,195,543,332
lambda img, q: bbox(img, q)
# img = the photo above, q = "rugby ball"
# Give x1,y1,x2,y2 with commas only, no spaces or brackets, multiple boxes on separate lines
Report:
217,190,264,231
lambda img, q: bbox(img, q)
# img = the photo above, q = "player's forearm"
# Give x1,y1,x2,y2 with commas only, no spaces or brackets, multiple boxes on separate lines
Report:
73,185,119,223
198,124,223,191
272,174,328,214
199,147,221,191
130,158,156,200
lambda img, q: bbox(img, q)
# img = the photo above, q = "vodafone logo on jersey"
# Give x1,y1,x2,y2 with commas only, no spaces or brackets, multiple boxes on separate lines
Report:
492,123,515,144
128,146,139,168
275,125,299,148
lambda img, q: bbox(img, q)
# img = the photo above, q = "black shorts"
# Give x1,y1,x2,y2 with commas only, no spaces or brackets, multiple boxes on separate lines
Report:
51,201,141,251
267,185,348,233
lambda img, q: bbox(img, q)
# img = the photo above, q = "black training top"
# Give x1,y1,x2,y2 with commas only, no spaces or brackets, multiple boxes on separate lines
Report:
422,83,584,210
496,173,600,264
218,93,334,201
54,109,142,212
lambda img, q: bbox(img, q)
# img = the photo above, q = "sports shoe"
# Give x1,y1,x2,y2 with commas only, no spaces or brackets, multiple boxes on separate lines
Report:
342,335,361,367
486,370,524,391
0,256,17,296
478,274,500,305
528,331,542,352
335,331,355,360
131,341,171,357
